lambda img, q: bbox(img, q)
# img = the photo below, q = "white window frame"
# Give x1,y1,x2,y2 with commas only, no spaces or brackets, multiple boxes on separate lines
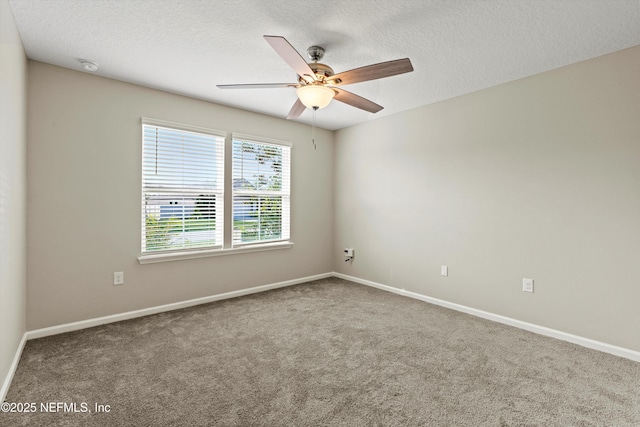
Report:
231,133,291,248
138,120,293,264
140,118,225,255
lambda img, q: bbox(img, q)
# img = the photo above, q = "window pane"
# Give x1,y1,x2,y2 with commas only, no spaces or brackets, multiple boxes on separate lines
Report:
232,138,290,246
233,140,284,191
143,193,220,251
233,195,284,244
142,123,224,253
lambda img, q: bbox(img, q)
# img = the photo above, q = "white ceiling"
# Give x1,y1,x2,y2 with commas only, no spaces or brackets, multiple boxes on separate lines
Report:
8,0,640,130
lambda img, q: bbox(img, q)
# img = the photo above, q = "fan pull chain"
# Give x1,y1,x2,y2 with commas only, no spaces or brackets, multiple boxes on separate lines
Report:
311,106,318,150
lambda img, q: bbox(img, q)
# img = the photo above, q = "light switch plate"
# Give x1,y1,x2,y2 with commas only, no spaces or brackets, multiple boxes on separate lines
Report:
441,265,448,277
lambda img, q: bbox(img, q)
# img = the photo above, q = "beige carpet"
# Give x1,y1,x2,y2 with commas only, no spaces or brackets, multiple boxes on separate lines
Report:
3,277,639,426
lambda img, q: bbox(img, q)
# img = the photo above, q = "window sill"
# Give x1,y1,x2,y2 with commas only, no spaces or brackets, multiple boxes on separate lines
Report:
138,241,294,264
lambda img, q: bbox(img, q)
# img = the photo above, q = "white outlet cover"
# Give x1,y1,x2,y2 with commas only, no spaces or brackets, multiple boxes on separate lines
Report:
441,265,448,276
114,272,124,285
522,278,534,293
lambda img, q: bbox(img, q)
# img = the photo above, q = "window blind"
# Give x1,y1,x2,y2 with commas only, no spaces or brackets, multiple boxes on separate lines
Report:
232,137,291,246
142,121,225,253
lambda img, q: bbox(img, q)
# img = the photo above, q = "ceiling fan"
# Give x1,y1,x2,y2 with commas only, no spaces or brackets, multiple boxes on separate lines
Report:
217,35,414,119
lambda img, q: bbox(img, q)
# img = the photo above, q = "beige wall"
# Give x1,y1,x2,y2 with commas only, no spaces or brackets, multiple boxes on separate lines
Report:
0,0,27,394
334,46,640,352
26,62,334,330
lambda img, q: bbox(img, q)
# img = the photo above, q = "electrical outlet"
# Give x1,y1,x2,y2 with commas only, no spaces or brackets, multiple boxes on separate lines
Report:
522,278,534,293
114,272,124,285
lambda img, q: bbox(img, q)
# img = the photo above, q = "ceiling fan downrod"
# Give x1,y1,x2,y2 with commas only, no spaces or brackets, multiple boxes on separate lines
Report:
306,45,325,62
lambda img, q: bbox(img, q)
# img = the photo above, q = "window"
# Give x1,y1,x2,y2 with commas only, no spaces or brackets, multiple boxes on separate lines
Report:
140,120,291,261
142,119,225,254
232,136,291,245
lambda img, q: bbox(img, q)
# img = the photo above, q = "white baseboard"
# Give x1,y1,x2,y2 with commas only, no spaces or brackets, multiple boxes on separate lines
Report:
27,272,333,340
333,272,640,363
1,333,27,403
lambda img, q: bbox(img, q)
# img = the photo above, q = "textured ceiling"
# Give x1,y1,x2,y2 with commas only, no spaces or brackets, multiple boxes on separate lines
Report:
8,0,640,130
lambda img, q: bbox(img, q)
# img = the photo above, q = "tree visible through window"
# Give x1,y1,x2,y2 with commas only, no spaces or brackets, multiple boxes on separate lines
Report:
232,138,291,245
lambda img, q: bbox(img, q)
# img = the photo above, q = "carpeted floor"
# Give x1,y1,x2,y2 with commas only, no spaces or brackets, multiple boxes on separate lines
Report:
2,278,639,426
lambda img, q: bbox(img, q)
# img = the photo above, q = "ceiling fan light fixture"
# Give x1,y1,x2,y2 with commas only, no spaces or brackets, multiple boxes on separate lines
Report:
296,84,335,109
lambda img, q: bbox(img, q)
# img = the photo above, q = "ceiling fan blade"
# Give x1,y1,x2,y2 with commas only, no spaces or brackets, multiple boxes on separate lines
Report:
216,83,298,89
333,88,383,113
328,58,413,86
264,35,316,82
286,99,306,120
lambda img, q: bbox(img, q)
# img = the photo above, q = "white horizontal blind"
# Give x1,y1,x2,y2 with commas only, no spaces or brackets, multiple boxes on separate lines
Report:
232,137,290,246
142,121,225,253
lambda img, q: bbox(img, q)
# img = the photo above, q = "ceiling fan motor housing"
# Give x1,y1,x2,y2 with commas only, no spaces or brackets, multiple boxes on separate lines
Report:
298,62,335,83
